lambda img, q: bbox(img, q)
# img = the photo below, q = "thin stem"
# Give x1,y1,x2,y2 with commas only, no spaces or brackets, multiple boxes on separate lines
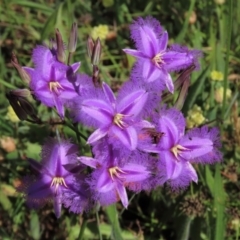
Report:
77,215,88,240
96,210,102,240
67,52,73,65
72,123,83,146
221,0,233,120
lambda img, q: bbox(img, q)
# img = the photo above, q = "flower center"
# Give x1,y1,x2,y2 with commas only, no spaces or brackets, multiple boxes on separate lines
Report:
152,52,165,68
170,144,189,160
109,166,126,180
113,113,127,128
50,177,68,193
49,81,64,94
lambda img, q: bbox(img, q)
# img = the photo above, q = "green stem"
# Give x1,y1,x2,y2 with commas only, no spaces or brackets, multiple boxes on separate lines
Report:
96,210,102,240
77,215,88,240
221,0,233,121
175,0,196,43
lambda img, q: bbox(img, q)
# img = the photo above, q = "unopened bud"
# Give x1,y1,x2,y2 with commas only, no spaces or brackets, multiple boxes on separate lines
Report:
6,90,36,121
91,37,101,65
11,53,31,84
68,23,78,53
174,78,190,110
87,36,94,58
55,29,66,63
174,65,195,90
162,65,195,103
11,89,31,98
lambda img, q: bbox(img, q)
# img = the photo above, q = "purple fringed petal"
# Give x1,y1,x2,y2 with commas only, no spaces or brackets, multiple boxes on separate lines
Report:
164,71,174,93
27,176,53,200
53,196,62,219
138,120,155,128
130,17,163,56
162,151,183,180
87,127,109,145
184,126,222,164
28,159,52,177
122,163,150,182
142,60,159,82
157,158,198,190
32,46,53,78
168,162,198,190
81,99,114,125
62,180,90,214
163,51,193,72
97,170,114,193
111,125,138,150
53,94,64,118
102,82,116,106
78,156,100,169
116,182,128,208
70,62,81,73
23,67,35,76
158,116,180,149
179,137,213,160
122,49,147,59
157,31,168,52
117,90,148,117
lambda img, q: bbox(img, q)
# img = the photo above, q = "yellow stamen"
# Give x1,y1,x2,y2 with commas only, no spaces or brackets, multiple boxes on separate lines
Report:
50,177,68,193
113,113,126,128
109,166,126,180
152,52,165,67
170,144,189,160
49,81,64,94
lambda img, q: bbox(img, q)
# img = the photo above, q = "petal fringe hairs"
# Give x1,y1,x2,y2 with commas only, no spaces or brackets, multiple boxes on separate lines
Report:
14,17,222,218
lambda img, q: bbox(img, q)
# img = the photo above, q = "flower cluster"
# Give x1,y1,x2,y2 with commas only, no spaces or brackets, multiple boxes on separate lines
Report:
14,16,222,217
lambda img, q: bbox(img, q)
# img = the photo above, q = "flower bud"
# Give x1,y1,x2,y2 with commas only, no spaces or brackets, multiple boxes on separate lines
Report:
68,22,78,53
55,29,66,63
6,90,36,121
11,53,31,84
11,89,31,98
87,36,94,58
91,37,101,65
174,78,190,110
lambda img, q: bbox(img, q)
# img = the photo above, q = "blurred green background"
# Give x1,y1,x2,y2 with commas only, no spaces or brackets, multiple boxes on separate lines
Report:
0,0,239,239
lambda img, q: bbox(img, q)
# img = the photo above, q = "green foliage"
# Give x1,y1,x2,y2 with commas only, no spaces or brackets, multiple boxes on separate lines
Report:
0,0,239,239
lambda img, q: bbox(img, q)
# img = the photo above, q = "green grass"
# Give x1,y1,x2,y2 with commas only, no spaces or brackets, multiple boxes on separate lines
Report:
0,0,239,239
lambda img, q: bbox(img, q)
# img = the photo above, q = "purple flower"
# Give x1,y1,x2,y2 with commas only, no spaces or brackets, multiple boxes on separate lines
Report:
18,138,88,218
76,82,148,150
24,45,80,118
144,108,222,189
123,17,200,93
78,146,151,208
